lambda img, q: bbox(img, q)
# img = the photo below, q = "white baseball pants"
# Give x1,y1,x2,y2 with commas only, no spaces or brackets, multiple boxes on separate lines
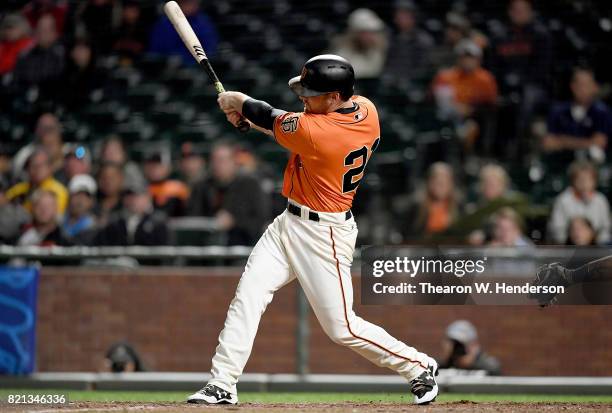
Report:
208,201,429,394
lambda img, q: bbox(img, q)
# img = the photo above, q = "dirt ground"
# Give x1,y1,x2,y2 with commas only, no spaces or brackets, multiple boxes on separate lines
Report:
3,401,612,413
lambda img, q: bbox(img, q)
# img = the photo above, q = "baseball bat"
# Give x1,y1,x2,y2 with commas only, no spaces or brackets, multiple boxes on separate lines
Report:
163,1,250,133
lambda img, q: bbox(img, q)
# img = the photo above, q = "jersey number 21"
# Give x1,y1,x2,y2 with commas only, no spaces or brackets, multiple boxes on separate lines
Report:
342,137,380,193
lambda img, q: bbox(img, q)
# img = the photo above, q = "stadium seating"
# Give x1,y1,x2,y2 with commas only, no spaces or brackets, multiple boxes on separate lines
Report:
1,0,611,246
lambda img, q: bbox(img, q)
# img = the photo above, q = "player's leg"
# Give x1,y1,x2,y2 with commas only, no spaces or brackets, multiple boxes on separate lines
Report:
189,213,295,403
283,214,437,403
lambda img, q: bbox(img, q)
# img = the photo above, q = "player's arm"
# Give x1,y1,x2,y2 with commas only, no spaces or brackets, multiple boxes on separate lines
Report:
542,132,607,151
218,91,313,153
217,91,286,137
542,106,608,151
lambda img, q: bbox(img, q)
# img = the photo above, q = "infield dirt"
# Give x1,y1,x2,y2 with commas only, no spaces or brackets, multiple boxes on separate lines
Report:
3,401,612,413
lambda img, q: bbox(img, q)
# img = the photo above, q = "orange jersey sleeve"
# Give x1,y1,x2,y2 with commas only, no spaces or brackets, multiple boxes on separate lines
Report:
273,112,315,154
272,96,381,212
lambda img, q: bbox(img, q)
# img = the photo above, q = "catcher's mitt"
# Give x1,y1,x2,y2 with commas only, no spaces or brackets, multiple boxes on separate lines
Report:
529,262,570,306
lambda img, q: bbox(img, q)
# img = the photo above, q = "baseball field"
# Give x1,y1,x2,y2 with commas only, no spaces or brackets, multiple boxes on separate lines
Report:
2,390,612,412
2,1,612,413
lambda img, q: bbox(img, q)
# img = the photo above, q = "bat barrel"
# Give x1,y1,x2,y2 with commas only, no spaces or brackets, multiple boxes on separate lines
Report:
165,1,250,133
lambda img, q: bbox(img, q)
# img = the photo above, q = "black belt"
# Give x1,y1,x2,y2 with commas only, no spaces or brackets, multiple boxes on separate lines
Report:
287,203,352,222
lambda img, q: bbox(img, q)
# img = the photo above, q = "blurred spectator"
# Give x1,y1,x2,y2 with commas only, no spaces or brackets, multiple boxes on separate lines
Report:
22,0,68,34
488,206,533,247
0,145,12,183
12,113,65,179
36,112,65,176
439,320,501,375
234,142,276,194
58,144,92,186
101,342,145,373
112,0,150,63
384,0,433,82
188,142,269,246
12,14,65,98
401,162,464,240
567,216,597,246
542,68,611,167
17,189,71,246
179,141,206,187
548,161,610,245
6,147,68,214
471,163,527,212
459,165,528,244
62,39,105,109
76,0,119,54
477,164,517,205
430,13,484,71
0,14,34,75
329,8,387,79
449,165,528,242
94,162,124,227
148,0,218,65
99,135,146,190
62,174,97,245
489,0,553,144
432,40,498,152
143,150,189,217
490,0,552,91
0,177,29,245
94,180,168,246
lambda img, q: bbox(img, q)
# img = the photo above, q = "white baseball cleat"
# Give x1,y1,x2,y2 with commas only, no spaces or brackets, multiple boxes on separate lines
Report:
187,383,238,405
410,357,439,405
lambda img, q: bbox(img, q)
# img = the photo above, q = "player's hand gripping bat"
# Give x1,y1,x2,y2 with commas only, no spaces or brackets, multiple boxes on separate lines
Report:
163,1,250,133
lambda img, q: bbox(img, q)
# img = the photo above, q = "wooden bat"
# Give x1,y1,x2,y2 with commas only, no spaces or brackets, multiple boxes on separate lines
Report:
163,1,250,133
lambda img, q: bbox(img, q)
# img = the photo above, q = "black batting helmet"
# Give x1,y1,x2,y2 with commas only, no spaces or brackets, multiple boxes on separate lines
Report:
288,54,355,99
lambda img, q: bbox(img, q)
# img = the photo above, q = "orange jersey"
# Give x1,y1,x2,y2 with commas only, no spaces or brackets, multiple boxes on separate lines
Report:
432,67,498,105
272,95,380,212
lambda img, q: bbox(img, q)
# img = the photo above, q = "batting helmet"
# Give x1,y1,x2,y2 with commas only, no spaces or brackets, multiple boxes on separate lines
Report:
288,54,355,99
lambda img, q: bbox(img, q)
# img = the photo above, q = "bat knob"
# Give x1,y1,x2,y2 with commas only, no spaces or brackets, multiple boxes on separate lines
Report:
236,119,251,133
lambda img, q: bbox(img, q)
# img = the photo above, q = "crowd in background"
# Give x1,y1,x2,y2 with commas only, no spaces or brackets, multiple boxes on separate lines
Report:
1,0,611,250
0,115,271,248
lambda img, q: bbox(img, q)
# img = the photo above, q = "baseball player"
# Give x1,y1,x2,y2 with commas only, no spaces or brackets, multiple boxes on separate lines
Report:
187,55,438,405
